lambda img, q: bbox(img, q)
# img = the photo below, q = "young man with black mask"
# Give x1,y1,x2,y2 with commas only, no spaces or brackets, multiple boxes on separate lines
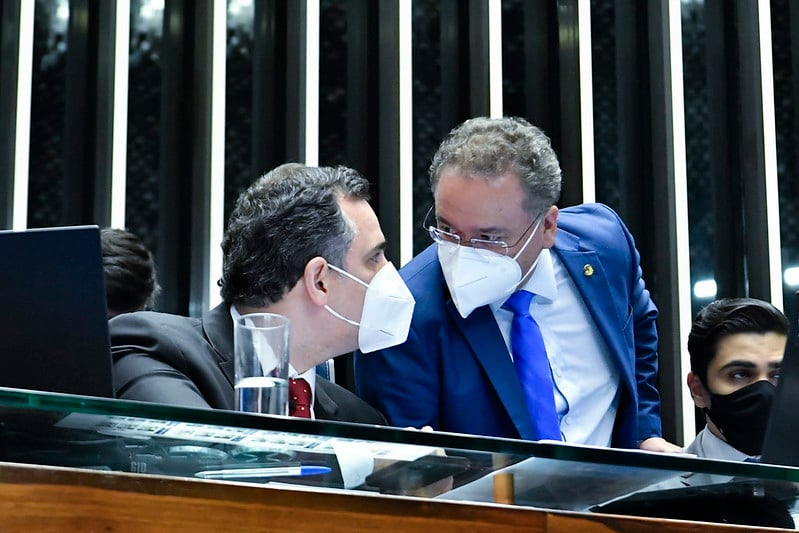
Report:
686,298,788,460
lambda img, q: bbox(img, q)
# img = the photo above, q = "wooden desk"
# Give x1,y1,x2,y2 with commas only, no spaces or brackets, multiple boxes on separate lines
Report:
0,462,776,532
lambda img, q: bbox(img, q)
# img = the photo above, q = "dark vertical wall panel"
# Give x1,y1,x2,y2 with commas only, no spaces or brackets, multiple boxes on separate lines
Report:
284,1,305,163
467,0,489,115
737,0,774,301
125,0,162,256
522,2,556,138
158,0,213,316
706,1,745,299
615,0,652,254
410,0,442,255
555,0,583,207
777,0,799,321
92,0,116,225
159,0,192,315
0,0,21,229
647,0,684,446
439,0,464,130
345,0,376,176
188,1,215,316
377,1,401,265
63,0,97,224
252,0,288,176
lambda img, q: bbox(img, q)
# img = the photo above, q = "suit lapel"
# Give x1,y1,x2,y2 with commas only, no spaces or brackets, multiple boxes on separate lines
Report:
554,234,636,396
446,302,536,439
313,379,340,420
202,303,236,387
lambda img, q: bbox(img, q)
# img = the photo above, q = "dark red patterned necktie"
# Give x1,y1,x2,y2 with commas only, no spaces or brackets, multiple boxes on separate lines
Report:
289,378,312,418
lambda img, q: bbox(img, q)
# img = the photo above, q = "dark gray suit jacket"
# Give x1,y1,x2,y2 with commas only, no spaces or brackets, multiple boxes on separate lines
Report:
110,303,386,425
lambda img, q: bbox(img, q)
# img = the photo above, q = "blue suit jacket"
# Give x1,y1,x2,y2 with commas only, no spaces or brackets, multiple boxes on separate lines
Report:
355,203,662,448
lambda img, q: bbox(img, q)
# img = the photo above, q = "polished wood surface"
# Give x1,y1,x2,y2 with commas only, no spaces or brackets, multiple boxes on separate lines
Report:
0,462,782,532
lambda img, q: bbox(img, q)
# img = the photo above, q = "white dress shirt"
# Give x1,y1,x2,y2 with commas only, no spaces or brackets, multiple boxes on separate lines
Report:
230,306,317,418
491,249,620,446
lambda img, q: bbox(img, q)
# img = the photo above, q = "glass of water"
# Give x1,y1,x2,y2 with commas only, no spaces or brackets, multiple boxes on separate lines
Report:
233,313,290,415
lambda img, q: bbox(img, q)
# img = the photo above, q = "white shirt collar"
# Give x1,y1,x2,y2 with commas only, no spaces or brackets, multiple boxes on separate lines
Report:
696,427,751,462
490,249,557,312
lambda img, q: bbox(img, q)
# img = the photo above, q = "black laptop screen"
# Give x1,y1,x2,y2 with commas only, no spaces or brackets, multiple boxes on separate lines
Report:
0,226,114,397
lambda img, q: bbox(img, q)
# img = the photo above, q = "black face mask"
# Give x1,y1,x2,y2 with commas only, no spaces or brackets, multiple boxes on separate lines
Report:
704,380,776,457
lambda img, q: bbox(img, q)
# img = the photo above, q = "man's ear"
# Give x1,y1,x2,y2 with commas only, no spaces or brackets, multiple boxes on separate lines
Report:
687,372,710,409
541,205,559,249
303,257,331,307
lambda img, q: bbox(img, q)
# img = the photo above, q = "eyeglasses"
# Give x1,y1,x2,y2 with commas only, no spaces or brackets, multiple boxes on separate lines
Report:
423,207,542,257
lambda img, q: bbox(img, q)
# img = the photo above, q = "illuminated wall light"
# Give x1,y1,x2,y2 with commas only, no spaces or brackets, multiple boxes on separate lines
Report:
784,267,799,287
693,279,717,299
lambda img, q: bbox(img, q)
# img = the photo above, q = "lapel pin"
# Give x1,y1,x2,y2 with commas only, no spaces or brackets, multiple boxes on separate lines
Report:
583,264,594,277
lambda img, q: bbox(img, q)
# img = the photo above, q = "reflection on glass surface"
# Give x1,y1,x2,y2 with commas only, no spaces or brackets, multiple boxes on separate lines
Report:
1,387,799,528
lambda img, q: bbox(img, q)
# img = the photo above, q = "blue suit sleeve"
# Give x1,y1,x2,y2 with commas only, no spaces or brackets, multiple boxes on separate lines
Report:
355,319,442,429
614,207,663,441
355,251,445,430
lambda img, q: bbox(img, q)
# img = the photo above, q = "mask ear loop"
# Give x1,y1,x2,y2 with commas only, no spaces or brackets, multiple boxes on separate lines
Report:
511,213,544,262
324,304,360,327
323,263,370,327
327,263,369,288
513,214,545,283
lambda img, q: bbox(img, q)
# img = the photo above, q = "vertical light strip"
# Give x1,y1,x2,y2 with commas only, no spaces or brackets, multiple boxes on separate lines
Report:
487,0,503,118
757,0,783,311
206,0,226,310
304,0,320,166
13,0,35,230
667,0,695,442
110,0,130,228
577,0,595,203
398,0,413,265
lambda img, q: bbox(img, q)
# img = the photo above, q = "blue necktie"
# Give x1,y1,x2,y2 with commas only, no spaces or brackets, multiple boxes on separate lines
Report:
503,290,562,441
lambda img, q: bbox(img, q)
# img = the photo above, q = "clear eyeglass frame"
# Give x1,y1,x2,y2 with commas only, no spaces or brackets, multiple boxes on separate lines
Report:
422,207,542,258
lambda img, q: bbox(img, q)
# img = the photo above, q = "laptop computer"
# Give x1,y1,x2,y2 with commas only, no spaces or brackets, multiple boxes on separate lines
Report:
0,225,115,398
758,290,799,466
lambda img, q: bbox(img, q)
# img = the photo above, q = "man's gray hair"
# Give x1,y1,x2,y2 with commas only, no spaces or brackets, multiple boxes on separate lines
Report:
219,163,370,306
429,116,562,214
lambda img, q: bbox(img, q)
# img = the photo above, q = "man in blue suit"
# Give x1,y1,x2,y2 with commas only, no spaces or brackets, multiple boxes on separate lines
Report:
356,117,680,451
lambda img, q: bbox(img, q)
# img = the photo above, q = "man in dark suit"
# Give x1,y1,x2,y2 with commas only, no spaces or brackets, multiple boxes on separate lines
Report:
355,117,680,451
111,164,415,424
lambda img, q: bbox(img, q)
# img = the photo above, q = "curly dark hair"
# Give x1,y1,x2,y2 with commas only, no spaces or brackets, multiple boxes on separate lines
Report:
429,116,562,214
688,298,789,385
101,228,160,317
219,163,370,306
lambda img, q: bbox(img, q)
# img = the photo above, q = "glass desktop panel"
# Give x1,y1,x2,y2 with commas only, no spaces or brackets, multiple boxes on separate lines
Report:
0,387,797,529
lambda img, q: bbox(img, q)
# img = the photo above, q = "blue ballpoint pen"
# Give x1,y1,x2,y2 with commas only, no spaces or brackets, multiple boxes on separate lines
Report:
195,465,332,480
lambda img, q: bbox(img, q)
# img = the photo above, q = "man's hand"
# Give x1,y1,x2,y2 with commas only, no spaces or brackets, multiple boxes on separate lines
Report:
638,436,683,453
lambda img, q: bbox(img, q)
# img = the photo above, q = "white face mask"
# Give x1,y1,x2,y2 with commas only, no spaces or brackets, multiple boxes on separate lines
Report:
324,262,416,353
438,217,543,318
